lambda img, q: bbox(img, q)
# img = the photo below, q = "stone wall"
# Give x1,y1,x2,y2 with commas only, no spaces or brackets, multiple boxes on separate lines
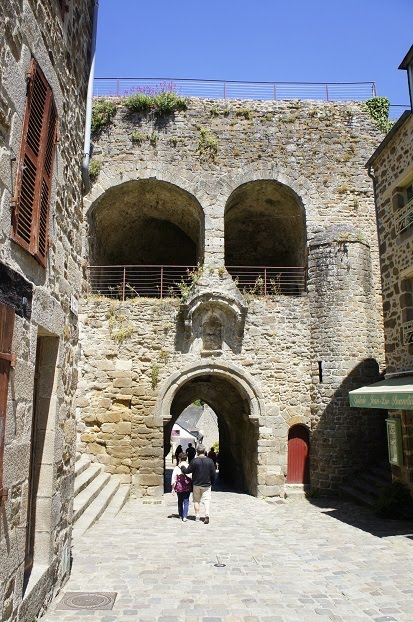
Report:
0,1,93,621
77,97,387,499
370,114,413,374
369,112,413,490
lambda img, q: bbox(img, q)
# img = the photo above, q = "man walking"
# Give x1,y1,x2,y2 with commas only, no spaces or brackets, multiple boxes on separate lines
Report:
186,442,196,463
181,444,216,524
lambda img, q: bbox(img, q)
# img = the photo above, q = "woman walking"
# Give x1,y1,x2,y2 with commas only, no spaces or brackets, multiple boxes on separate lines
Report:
171,452,193,521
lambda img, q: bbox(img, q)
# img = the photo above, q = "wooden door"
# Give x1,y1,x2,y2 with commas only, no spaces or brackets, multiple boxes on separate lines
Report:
287,425,310,484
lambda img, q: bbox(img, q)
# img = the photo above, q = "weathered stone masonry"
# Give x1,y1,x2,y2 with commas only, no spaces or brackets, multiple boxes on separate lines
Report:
0,2,93,621
77,98,387,498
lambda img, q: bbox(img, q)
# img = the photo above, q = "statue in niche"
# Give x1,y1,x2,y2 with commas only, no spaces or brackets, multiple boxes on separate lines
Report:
202,316,223,351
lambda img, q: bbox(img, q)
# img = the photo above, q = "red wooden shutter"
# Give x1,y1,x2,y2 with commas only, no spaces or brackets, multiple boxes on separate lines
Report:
12,60,57,266
0,302,15,501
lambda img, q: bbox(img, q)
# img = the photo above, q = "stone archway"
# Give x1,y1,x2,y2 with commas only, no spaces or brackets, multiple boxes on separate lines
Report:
87,178,205,266
157,363,264,496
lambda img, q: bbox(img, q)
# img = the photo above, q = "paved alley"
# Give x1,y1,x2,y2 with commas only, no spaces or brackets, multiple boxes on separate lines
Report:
41,491,413,622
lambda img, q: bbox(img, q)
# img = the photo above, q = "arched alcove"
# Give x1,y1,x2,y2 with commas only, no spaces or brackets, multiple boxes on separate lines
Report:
88,179,204,266
225,179,307,267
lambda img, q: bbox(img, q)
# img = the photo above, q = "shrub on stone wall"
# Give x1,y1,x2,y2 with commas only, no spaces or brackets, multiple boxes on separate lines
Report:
91,99,117,134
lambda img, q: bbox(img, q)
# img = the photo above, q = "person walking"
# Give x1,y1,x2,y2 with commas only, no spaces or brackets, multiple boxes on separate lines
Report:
186,442,196,463
207,447,217,468
174,444,183,465
171,452,192,522
180,444,216,524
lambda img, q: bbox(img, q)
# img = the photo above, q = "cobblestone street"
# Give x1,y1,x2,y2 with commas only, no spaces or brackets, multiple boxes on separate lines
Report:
41,489,413,622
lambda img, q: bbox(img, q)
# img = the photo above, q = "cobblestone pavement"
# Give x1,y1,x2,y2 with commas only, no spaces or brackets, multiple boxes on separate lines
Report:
41,489,413,622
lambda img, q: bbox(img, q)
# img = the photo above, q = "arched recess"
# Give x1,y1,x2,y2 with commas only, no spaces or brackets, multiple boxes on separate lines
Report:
158,364,264,496
224,179,307,267
287,424,310,484
87,179,204,266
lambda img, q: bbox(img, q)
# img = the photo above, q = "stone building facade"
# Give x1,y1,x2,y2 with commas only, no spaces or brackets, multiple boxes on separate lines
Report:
77,97,387,499
352,47,413,492
0,1,94,620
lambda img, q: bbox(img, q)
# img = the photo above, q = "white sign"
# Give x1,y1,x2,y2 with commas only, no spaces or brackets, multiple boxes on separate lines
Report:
70,295,78,316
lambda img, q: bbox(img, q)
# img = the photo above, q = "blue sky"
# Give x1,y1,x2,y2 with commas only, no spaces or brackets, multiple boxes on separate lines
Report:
95,0,412,111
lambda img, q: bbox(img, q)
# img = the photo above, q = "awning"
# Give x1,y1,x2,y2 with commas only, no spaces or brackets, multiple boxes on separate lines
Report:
349,376,413,410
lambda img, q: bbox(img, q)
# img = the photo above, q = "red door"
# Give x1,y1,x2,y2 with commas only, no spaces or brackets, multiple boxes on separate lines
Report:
287,425,310,484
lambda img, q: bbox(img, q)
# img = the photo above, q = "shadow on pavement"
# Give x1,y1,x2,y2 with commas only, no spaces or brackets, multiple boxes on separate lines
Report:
308,496,413,539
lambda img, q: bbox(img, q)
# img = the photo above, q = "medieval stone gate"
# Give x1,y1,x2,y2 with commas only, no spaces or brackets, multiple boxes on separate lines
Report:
76,97,387,498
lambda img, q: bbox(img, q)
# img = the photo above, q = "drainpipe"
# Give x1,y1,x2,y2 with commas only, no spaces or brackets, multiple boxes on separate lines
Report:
81,0,99,195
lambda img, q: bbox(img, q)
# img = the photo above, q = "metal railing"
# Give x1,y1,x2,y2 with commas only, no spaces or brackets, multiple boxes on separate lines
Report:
93,77,376,102
396,197,413,234
226,266,306,296
87,265,307,300
87,265,196,300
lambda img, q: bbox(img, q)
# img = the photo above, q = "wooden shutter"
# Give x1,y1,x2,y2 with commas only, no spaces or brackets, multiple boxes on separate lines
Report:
0,302,15,501
12,60,57,267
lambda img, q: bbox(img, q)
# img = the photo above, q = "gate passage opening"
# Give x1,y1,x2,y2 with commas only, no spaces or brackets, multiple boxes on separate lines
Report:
163,374,258,495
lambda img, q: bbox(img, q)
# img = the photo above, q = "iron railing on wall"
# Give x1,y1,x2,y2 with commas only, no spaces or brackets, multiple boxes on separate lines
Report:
396,197,413,234
87,265,307,300
93,78,376,102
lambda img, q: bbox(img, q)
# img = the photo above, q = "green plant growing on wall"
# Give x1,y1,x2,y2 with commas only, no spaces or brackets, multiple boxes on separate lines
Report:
154,91,188,115
131,130,144,143
197,127,218,162
235,108,253,120
124,93,153,113
362,97,394,134
178,264,204,302
89,159,102,182
148,131,158,146
150,363,160,389
158,349,169,363
106,303,134,343
124,91,188,115
91,100,117,134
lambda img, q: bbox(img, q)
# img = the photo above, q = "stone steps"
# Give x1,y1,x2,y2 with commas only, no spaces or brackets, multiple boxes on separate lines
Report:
340,459,391,508
72,453,130,535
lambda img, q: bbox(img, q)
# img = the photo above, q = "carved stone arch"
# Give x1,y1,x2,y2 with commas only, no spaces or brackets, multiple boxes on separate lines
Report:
217,164,321,237
156,361,265,425
158,362,267,496
84,163,210,219
85,176,206,267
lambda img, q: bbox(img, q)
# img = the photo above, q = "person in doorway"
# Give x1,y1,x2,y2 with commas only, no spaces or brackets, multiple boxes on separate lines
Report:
207,447,217,468
180,444,216,524
174,444,183,465
171,452,193,522
186,442,196,463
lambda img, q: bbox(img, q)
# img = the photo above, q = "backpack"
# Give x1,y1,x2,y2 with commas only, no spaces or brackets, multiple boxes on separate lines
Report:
175,473,192,493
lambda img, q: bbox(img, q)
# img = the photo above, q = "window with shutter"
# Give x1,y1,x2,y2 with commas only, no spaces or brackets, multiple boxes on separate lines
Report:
0,302,15,501
12,60,57,267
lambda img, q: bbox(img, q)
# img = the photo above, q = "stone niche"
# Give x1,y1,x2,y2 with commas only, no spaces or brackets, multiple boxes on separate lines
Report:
182,289,247,355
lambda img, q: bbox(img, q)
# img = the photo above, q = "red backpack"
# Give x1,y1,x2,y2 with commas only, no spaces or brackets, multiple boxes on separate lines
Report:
175,473,192,493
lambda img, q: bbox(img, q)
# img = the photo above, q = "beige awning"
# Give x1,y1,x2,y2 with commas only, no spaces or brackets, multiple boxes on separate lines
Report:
349,376,413,410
